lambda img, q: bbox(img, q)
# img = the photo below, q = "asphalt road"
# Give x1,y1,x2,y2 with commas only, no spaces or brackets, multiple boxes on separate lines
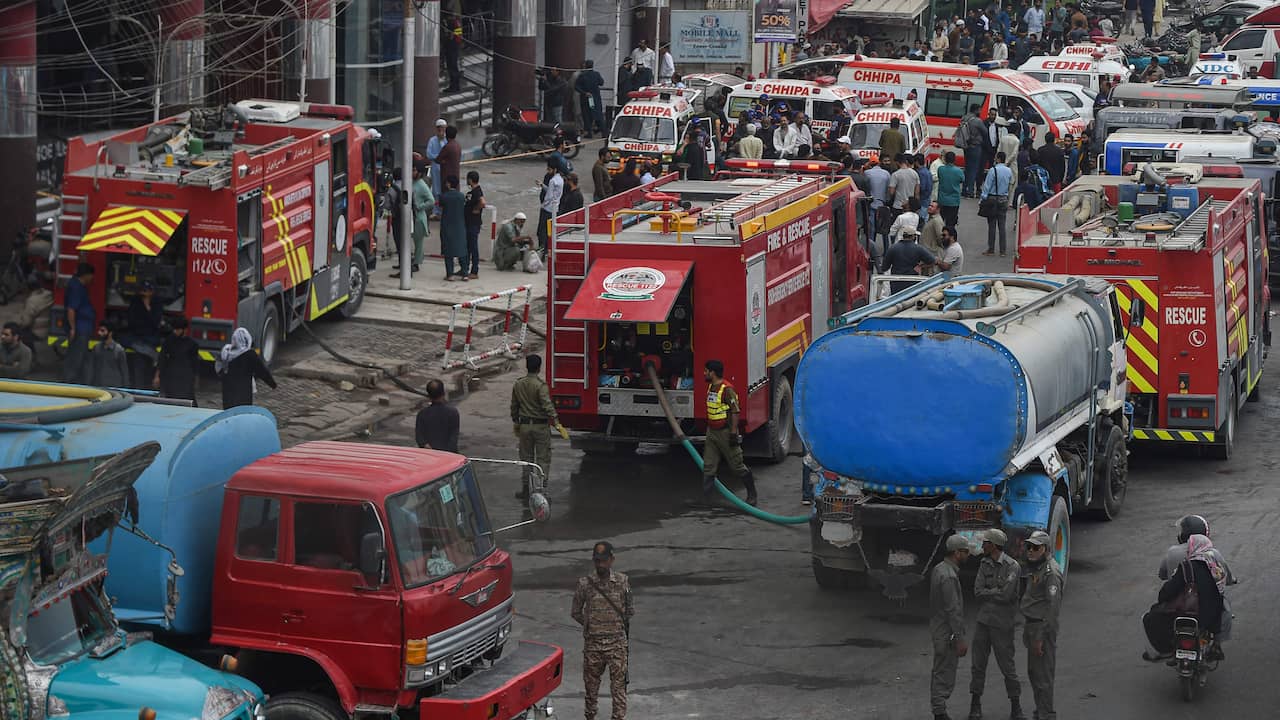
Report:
360,154,1280,719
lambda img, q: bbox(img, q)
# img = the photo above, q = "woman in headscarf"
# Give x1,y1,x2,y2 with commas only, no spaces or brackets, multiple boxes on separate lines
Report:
1142,534,1227,658
216,327,276,408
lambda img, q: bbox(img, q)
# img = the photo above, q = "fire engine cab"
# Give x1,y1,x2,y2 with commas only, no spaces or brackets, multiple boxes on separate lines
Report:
53,99,378,364
846,96,928,164
1016,163,1270,458
546,159,872,459
608,88,704,172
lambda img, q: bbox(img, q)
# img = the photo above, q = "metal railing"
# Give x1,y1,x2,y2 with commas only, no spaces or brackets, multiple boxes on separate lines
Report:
442,285,533,370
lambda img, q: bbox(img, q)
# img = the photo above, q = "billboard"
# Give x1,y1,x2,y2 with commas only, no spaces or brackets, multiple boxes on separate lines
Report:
672,11,750,63
754,0,807,43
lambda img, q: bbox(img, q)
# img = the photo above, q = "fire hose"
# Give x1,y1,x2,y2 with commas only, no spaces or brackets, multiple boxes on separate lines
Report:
642,364,809,525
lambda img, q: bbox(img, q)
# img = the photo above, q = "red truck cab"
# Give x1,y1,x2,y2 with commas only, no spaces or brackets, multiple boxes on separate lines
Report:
210,441,561,719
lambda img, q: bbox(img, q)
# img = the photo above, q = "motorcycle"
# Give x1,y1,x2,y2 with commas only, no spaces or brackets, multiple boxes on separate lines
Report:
482,106,582,160
1171,616,1221,701
1080,0,1125,26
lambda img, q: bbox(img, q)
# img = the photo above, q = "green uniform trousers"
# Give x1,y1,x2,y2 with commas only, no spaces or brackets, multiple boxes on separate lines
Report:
970,621,1021,699
517,422,551,488
702,425,747,489
583,643,628,720
931,625,960,714
1024,626,1057,720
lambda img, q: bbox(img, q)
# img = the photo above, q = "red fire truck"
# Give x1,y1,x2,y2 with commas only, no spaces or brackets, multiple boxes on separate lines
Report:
52,99,379,364
546,159,872,460
1016,163,1271,459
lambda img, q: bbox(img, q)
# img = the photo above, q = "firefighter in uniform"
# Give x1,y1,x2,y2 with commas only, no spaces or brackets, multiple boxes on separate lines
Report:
702,359,757,506
931,534,970,720
511,354,557,499
968,529,1025,720
571,541,634,720
1021,530,1063,720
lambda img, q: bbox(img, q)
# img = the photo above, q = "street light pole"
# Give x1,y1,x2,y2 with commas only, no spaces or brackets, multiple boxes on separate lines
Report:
401,0,415,290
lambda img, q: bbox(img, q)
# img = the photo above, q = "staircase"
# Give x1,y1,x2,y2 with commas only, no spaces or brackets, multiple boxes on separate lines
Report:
440,52,492,132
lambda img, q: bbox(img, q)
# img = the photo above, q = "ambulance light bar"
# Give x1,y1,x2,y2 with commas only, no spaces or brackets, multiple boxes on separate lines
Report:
628,90,661,99
814,75,837,86
723,158,842,173
1200,53,1227,60
977,60,1008,70
862,93,894,107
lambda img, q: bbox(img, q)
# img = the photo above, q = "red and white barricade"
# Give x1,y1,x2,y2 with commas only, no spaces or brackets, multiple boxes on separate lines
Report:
442,285,532,370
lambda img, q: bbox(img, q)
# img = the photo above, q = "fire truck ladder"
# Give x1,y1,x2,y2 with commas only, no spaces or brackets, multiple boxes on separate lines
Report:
699,175,821,226
54,194,89,286
1160,200,1226,251
549,205,591,389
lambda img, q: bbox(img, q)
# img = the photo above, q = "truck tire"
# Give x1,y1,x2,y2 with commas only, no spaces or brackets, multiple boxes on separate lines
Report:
260,302,281,367
811,558,868,590
1091,426,1128,520
1209,388,1237,461
1048,495,1070,577
339,247,368,319
265,693,345,720
763,375,795,464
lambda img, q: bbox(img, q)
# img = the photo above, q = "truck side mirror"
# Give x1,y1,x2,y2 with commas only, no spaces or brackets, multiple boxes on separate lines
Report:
358,532,386,585
1129,297,1146,328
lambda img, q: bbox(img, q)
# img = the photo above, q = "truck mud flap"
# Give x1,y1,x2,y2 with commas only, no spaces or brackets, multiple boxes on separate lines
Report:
418,641,563,720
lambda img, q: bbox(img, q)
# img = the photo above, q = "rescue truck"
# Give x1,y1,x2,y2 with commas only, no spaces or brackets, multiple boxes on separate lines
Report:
775,56,1086,161
545,159,871,460
1099,127,1276,175
1018,54,1128,92
607,87,707,173
723,77,863,139
845,96,928,164
52,99,378,365
1015,163,1271,458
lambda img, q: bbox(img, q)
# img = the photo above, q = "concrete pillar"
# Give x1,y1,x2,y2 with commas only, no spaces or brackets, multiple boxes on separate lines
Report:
160,0,204,111
494,0,537,124
302,0,333,102
630,0,669,56
545,0,586,73
413,0,440,150
0,1,36,259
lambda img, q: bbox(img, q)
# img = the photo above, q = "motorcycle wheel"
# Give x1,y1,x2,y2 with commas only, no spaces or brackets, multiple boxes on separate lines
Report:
1181,674,1195,702
484,134,514,157
565,141,582,160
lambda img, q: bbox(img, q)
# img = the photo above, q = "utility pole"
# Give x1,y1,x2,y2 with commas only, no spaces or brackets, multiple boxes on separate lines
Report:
614,1,622,108
329,0,338,103
401,0,415,290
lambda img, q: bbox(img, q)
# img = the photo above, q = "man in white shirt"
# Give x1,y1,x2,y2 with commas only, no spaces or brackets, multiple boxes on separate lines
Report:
937,225,964,276
658,45,675,84
992,37,1008,63
537,158,564,254
1024,0,1045,37
773,115,799,159
793,113,814,158
632,39,656,73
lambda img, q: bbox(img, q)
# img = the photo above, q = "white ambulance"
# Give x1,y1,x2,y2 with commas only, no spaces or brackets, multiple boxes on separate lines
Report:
775,56,1086,162
1057,39,1127,63
845,96,928,164
723,77,863,138
1017,54,1128,92
607,87,702,168
1190,52,1245,79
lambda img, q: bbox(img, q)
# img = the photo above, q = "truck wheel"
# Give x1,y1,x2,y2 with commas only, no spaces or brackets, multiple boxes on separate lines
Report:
1091,426,1128,521
1209,389,1237,461
260,302,281,367
763,375,795,463
1048,495,1070,577
811,558,868,590
339,247,368,319
266,693,345,720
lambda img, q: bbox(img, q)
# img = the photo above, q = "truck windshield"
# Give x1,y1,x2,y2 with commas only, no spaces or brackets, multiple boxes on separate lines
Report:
25,578,116,665
610,116,676,144
386,464,495,588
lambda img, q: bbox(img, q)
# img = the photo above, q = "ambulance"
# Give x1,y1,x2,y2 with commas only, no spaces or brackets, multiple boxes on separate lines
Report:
607,87,703,172
1189,52,1245,79
775,56,1086,162
845,96,928,164
1099,128,1272,174
723,77,863,138
1057,39,1127,63
1017,54,1128,92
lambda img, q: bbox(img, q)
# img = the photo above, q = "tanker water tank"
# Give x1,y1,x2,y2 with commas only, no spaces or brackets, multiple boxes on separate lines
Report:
0,381,280,634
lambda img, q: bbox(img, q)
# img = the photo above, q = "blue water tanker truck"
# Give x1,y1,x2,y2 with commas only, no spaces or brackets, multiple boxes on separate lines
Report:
795,274,1133,597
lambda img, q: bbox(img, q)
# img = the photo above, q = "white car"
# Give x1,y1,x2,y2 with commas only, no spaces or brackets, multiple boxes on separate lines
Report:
1045,82,1098,124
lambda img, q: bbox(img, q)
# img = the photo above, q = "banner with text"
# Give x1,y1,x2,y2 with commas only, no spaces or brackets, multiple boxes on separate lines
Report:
754,0,807,43
672,11,750,63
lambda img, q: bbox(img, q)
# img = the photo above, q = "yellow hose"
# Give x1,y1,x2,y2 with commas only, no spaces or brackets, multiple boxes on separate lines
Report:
0,380,111,415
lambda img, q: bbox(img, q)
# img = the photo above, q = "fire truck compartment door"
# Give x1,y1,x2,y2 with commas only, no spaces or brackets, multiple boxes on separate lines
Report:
564,259,694,322
76,205,187,256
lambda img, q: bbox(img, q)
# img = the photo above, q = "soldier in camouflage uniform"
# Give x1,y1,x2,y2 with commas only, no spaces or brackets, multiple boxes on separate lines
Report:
511,354,557,499
571,542,634,720
931,534,971,720
968,529,1025,720
1021,530,1063,720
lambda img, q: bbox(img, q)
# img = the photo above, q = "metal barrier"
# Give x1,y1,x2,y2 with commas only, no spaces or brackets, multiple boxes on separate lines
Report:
442,285,533,370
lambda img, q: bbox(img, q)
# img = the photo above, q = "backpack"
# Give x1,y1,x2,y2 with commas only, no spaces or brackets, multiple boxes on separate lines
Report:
953,115,972,148
1028,164,1051,197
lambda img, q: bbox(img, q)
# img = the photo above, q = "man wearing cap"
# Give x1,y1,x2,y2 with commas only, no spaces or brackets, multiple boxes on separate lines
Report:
931,535,971,720
968,529,1025,720
1021,530,1063,720
571,541,634,720
881,222,936,294
494,212,533,271
426,120,448,213
738,123,763,159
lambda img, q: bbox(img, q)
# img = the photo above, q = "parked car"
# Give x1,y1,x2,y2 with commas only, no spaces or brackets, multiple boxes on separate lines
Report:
1046,81,1100,123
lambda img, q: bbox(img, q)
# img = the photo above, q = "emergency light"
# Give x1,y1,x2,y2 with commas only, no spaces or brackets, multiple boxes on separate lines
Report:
977,60,1008,70
1200,53,1227,61
723,158,842,173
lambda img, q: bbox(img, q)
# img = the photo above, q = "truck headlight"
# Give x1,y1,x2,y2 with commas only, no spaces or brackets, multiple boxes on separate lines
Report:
202,686,244,720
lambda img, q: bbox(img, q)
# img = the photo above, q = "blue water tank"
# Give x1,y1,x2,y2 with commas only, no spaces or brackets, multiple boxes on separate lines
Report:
1166,185,1200,219
0,382,280,634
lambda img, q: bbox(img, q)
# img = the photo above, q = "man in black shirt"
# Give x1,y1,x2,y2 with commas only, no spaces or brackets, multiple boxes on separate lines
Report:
880,225,936,294
464,171,485,279
416,379,460,453
1036,131,1067,191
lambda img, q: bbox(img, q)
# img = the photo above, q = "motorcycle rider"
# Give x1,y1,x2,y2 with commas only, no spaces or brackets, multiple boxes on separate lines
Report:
1157,514,1234,644
1143,533,1229,661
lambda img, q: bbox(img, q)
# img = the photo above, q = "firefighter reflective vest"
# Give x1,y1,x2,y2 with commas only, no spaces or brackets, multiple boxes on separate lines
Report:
706,381,733,425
